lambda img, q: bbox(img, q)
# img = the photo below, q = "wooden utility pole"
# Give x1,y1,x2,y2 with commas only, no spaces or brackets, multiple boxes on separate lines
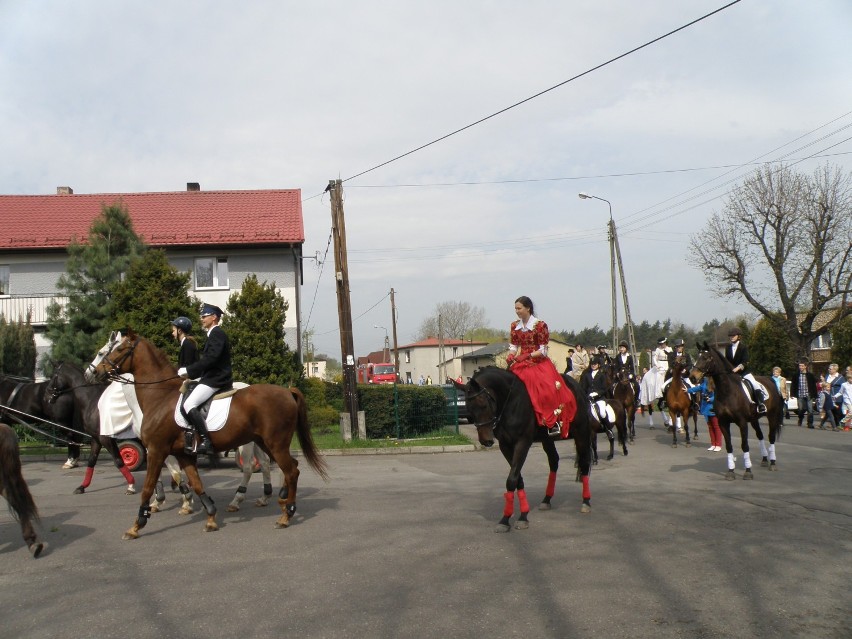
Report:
390,288,400,376
328,179,359,436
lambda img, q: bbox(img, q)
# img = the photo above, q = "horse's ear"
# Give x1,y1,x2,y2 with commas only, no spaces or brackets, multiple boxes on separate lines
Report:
701,340,709,351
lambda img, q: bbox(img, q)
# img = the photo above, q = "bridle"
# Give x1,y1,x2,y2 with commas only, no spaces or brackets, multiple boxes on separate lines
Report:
97,336,139,383
467,374,517,431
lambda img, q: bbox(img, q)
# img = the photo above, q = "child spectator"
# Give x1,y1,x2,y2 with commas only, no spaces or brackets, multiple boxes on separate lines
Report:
816,381,838,430
687,376,722,451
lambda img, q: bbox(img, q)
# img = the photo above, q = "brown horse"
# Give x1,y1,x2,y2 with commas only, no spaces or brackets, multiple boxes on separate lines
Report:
0,423,43,557
612,370,637,442
90,330,328,539
665,361,697,448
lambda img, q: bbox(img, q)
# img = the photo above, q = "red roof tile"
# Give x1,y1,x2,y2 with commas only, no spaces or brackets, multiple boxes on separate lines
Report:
0,189,304,250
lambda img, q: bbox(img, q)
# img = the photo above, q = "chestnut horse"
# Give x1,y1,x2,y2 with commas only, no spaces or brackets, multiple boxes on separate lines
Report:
455,367,593,532
0,423,43,557
691,342,783,479
665,361,697,448
90,330,328,539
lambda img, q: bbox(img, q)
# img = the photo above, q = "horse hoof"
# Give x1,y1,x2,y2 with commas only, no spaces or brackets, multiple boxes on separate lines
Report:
769,463,778,471
122,530,139,540
494,523,511,533
538,502,552,511
580,503,591,514
29,542,44,558
760,458,768,467
73,486,85,495
226,504,240,512
671,443,678,448
149,503,160,513
685,442,691,448
743,470,754,480
514,520,529,530
725,470,736,481
203,523,219,532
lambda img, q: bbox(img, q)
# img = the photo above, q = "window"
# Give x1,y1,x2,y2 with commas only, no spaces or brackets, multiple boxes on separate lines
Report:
405,350,411,363
810,333,832,349
0,266,8,295
194,258,229,289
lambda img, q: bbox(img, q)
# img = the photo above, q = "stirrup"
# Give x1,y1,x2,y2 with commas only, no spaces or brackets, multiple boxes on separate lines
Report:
197,437,213,455
184,431,197,454
547,423,562,437
756,403,767,414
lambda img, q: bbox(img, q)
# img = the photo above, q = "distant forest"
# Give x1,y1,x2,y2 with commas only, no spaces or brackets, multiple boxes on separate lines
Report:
553,317,734,353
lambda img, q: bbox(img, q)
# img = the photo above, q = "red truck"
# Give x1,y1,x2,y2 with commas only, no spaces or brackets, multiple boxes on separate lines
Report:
358,362,397,384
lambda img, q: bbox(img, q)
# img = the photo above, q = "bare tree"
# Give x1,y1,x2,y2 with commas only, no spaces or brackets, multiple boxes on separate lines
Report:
417,301,487,340
689,163,852,356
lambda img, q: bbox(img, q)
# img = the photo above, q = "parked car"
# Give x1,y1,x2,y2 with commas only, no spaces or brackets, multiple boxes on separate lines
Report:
441,384,468,422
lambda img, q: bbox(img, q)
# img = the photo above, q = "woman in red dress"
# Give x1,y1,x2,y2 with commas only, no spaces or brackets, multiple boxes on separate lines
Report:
506,296,576,438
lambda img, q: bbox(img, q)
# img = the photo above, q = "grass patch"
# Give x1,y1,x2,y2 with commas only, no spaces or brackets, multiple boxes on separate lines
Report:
298,429,472,450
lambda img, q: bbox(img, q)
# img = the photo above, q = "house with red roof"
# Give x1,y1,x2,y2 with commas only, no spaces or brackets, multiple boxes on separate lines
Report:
391,337,488,384
0,183,305,368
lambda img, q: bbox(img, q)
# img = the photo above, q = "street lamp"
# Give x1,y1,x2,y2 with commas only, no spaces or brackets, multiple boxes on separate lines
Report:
374,324,389,360
578,192,638,363
578,192,618,353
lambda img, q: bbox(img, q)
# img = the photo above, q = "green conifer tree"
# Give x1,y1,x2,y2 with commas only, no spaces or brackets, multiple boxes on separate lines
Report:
223,274,302,385
45,203,145,368
750,314,797,376
830,316,852,372
112,249,200,359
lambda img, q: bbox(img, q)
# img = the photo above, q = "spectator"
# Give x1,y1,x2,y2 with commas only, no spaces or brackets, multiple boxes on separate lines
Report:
771,366,790,420
688,376,722,451
790,358,817,428
816,381,838,430
839,373,852,430
570,343,590,382
826,363,844,426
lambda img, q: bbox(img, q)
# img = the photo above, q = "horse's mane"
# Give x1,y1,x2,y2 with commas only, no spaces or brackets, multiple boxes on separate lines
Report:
138,335,178,371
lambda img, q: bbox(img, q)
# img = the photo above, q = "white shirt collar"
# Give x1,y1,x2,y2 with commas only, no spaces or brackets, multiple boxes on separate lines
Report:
514,315,539,331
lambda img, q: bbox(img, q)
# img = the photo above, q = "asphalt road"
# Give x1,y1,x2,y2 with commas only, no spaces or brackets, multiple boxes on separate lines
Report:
1,414,850,639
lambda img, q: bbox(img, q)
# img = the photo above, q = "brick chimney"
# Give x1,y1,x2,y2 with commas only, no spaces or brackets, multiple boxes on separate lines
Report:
187,182,200,191
56,186,73,195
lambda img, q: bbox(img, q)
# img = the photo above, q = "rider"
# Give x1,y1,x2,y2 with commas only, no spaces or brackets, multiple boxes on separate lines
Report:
613,340,640,403
661,339,694,395
506,296,576,438
652,337,672,409
724,327,767,414
177,304,232,454
171,316,199,368
596,345,611,368
580,356,608,401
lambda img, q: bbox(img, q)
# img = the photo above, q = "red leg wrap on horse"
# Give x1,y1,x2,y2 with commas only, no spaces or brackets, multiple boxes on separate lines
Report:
82,466,94,488
119,465,135,484
582,475,591,500
546,471,557,498
503,491,514,518
518,489,530,513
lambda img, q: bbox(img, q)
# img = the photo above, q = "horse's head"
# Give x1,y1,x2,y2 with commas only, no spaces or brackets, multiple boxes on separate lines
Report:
90,329,138,382
46,361,74,404
691,341,721,382
463,372,498,448
85,330,123,381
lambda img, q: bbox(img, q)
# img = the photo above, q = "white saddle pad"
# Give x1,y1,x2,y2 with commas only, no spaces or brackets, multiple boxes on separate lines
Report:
174,395,233,432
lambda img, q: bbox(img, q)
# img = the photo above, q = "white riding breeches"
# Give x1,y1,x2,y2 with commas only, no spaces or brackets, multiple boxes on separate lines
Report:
183,384,217,412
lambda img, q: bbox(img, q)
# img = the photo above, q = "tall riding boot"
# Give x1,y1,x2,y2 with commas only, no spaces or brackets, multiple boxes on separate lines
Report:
187,407,214,455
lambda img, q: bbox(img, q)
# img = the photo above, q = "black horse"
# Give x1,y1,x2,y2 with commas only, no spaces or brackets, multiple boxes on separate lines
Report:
455,367,593,532
46,362,138,495
0,422,43,557
0,374,78,453
590,397,628,461
691,342,783,479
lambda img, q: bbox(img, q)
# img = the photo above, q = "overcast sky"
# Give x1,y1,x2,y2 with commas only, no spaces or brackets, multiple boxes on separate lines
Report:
2,1,851,360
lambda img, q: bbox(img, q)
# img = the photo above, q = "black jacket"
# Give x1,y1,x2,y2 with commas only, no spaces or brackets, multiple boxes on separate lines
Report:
613,353,634,376
185,325,233,388
580,368,608,399
177,338,199,369
790,370,817,398
724,342,750,375
667,350,692,375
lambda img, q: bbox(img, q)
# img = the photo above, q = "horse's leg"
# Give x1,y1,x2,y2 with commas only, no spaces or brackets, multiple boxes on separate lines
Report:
227,444,253,512
669,409,678,447
180,459,218,532
263,442,301,529
628,406,636,442
605,425,615,461
739,421,753,480
573,423,593,513
720,420,737,481
254,448,273,507
683,410,691,447
123,449,169,540
74,437,103,495
99,437,137,496
616,412,628,456
539,437,559,511
162,455,193,515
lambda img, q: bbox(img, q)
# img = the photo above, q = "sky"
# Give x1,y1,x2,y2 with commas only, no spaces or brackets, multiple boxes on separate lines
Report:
2,1,851,360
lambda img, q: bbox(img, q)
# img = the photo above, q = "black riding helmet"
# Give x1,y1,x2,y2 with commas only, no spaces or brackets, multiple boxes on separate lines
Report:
728,327,742,337
171,316,193,334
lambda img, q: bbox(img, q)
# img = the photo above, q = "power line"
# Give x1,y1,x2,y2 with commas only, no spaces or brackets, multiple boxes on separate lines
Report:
336,0,743,186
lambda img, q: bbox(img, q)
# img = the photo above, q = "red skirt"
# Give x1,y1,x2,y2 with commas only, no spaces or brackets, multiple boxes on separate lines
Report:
511,358,577,428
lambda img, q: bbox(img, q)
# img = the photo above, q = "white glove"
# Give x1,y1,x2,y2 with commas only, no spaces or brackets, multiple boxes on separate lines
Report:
177,367,188,378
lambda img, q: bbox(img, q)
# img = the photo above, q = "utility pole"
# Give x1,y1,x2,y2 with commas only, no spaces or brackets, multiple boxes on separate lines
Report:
611,221,638,364
607,218,619,352
328,179,359,437
390,288,400,376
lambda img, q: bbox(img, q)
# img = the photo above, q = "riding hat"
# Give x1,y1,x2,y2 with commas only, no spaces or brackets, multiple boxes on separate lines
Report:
200,303,223,318
597,344,607,350
674,338,685,347
728,327,742,337
618,340,629,348
657,337,667,344
171,316,192,333
590,356,603,366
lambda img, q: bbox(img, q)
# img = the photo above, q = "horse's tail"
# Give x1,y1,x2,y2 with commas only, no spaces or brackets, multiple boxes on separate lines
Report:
290,388,329,481
0,424,40,524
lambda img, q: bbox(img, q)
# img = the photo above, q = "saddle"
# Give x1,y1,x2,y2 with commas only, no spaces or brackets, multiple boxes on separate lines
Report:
177,380,239,430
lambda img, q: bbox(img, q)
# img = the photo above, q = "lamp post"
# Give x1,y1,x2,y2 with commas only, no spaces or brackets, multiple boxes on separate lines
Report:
579,192,618,353
578,192,637,362
374,324,390,361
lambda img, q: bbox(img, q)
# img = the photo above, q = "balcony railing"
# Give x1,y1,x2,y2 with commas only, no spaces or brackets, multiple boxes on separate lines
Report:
0,295,68,325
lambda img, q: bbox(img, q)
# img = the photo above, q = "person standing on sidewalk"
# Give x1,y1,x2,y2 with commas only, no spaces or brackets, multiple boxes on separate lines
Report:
790,358,817,428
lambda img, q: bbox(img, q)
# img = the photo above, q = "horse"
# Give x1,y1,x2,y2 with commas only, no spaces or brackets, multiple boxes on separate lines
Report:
89,329,328,538
227,443,273,512
691,342,783,479
664,361,698,448
0,423,44,557
454,366,593,532
612,370,637,442
590,398,628,461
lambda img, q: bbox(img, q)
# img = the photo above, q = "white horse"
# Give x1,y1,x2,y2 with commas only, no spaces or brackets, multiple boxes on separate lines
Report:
87,331,193,515
227,442,274,511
